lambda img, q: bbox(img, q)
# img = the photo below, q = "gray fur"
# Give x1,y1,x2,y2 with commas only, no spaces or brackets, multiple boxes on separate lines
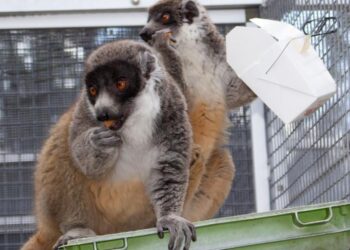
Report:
67,40,195,250
143,0,257,109
151,29,189,103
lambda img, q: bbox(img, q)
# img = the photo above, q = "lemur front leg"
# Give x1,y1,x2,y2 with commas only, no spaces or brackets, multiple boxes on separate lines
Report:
149,151,196,250
147,109,196,250
151,29,187,96
71,127,121,179
151,29,205,200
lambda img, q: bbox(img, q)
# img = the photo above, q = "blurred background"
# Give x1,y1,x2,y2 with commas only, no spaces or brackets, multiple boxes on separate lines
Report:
0,0,349,249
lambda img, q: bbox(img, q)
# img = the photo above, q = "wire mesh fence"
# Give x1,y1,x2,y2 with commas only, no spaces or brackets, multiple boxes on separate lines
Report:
218,107,255,217
261,0,350,210
0,25,254,249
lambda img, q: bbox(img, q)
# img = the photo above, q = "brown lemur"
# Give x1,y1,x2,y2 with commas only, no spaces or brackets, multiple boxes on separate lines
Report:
21,40,197,250
139,0,257,220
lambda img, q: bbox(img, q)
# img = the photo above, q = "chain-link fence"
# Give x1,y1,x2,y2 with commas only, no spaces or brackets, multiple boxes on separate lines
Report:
0,25,255,249
261,0,350,210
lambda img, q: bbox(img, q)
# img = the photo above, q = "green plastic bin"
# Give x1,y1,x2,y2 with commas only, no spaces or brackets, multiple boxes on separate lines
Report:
61,201,350,250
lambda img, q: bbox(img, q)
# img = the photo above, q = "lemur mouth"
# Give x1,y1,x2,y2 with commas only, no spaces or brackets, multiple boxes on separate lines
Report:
139,28,154,43
103,117,126,131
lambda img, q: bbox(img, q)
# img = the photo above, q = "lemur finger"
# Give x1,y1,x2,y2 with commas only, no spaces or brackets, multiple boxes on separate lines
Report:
190,144,201,166
155,28,171,35
169,35,177,43
182,226,192,250
167,225,177,250
53,235,74,250
53,228,96,250
189,223,197,242
96,137,121,147
92,127,109,135
93,128,112,137
173,231,185,250
168,234,175,250
157,224,164,239
158,28,175,42
154,29,174,42
92,129,120,140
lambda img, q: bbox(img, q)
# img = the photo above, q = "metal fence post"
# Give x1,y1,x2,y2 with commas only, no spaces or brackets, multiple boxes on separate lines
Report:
250,99,271,212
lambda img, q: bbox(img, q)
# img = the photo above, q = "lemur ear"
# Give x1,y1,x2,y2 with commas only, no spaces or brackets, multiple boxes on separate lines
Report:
182,1,199,24
139,50,156,79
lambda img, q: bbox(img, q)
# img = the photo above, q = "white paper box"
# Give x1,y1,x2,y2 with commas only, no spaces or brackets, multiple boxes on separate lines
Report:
226,18,336,123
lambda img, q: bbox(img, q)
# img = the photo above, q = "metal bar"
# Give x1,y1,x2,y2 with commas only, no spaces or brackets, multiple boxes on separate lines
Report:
0,9,246,29
0,0,263,13
250,99,271,212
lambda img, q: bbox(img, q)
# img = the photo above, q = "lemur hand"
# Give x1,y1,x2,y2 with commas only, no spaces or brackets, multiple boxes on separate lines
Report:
53,228,96,250
157,214,196,250
90,127,122,148
152,29,177,49
190,144,203,168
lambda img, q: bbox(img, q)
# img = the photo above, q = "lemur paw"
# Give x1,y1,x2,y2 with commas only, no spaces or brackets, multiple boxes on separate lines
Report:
90,127,122,148
157,214,196,250
152,29,177,49
53,228,96,250
190,144,203,168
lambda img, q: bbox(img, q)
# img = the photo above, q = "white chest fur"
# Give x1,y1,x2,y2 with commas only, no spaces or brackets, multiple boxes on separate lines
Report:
176,24,226,103
110,79,161,182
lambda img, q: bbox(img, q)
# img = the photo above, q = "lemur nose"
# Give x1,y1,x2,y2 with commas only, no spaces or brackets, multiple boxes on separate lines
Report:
139,28,153,42
96,111,110,122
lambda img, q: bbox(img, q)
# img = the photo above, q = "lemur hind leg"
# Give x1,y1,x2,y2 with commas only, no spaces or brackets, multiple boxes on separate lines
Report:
183,147,235,221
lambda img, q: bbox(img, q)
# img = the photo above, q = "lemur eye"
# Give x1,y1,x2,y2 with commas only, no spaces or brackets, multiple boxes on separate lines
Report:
89,86,97,97
116,79,128,92
161,13,171,24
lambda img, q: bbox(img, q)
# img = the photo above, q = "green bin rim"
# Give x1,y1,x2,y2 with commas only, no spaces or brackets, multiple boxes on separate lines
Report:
65,200,350,246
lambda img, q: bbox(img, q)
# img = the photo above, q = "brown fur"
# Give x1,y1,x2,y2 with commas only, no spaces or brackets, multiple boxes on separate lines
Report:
22,31,235,250
183,147,235,221
21,96,234,250
181,95,234,215
143,0,238,224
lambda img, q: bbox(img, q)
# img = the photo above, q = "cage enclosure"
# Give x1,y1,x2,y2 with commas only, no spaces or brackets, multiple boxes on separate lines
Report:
0,0,349,249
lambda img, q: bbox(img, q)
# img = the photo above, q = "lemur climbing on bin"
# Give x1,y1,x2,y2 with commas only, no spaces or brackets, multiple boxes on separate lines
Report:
21,39,196,250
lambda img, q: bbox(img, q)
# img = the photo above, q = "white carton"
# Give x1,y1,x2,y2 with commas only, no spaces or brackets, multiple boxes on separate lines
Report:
226,18,336,123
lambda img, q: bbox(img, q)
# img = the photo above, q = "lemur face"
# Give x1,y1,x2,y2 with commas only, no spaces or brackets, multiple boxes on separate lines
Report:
140,0,199,43
85,60,142,129
84,40,157,130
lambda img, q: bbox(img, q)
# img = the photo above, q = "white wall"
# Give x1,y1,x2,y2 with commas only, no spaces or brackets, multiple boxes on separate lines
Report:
0,0,261,29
